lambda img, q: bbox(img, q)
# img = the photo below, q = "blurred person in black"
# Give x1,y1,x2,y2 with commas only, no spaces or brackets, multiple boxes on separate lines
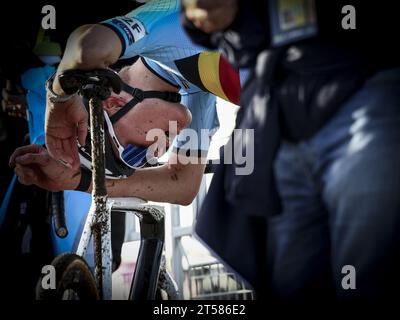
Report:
182,0,400,300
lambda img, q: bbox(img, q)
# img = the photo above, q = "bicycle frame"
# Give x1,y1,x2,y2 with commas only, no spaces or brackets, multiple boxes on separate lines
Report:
76,197,165,300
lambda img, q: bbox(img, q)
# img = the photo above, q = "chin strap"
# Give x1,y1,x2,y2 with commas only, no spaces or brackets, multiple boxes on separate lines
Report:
109,83,181,124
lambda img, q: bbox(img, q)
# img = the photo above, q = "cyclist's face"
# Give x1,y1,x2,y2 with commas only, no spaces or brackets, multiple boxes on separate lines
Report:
103,94,192,156
104,58,192,159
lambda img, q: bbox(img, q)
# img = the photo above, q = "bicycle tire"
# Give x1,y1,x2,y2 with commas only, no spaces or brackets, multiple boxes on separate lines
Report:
36,253,99,300
157,268,179,300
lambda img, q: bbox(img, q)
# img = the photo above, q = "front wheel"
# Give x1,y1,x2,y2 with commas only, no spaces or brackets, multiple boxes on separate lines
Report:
157,268,179,300
36,253,99,300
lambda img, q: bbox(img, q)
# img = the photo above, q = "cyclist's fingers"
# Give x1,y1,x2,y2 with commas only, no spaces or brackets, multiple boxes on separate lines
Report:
9,144,44,167
15,153,51,167
15,164,37,186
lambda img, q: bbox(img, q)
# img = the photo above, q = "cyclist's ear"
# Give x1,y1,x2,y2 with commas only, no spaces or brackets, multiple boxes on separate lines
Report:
104,96,125,113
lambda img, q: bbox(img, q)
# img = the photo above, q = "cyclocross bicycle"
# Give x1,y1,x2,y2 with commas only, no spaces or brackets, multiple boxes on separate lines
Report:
36,69,178,300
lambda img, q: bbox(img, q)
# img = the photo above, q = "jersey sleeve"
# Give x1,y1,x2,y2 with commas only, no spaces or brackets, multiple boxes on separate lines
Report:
175,52,242,105
101,0,209,67
100,0,181,59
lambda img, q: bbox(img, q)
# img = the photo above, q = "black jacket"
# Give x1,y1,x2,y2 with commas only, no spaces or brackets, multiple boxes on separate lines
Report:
182,0,400,293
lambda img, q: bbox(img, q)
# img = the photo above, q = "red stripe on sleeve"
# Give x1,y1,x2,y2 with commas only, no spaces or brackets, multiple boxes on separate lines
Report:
219,55,241,105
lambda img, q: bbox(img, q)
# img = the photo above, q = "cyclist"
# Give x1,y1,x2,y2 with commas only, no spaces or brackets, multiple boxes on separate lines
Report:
10,0,243,206
9,0,245,278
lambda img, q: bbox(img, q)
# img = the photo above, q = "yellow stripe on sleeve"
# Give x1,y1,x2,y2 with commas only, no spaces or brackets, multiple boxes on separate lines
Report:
198,52,229,101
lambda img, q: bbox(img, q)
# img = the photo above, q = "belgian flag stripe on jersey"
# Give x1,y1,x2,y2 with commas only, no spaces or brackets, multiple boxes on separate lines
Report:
198,52,240,105
175,54,207,92
175,52,240,105
217,54,240,105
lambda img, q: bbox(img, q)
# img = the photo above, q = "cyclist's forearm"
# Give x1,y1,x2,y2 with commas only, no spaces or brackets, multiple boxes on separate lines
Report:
53,24,122,95
87,163,205,205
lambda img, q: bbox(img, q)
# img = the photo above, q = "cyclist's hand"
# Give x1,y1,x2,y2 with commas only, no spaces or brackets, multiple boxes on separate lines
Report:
183,0,239,33
45,94,88,167
9,144,81,192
